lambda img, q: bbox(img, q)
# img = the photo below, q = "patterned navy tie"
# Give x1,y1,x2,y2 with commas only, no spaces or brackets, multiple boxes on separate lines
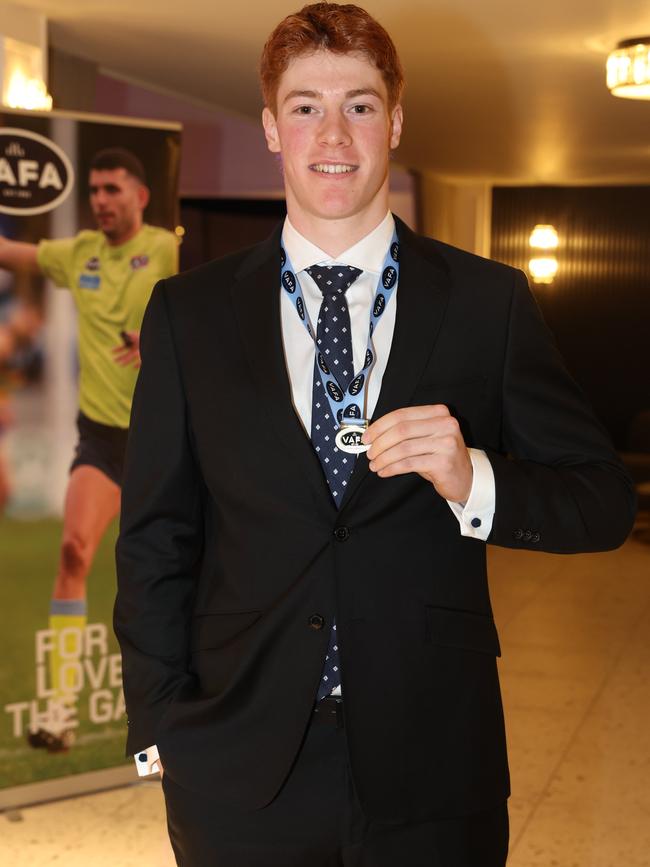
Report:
306,263,362,700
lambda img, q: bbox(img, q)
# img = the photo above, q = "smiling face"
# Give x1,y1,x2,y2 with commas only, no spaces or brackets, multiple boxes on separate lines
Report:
262,50,403,249
88,168,149,246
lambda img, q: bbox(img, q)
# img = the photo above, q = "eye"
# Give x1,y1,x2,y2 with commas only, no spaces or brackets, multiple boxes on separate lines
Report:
294,105,316,115
351,104,373,114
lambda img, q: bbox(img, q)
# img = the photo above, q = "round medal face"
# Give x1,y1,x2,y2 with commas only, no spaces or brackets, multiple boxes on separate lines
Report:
335,424,369,454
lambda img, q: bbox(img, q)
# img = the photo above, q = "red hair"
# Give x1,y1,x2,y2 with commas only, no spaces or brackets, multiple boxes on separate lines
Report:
260,3,404,113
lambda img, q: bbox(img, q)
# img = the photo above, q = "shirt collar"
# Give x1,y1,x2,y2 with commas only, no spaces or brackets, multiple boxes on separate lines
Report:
281,212,395,276
102,224,147,258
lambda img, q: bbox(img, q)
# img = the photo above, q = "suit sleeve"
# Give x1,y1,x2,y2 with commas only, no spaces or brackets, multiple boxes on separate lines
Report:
114,281,203,755
487,270,636,553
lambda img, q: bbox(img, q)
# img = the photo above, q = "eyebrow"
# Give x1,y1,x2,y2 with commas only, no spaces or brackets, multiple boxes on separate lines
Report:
283,87,384,103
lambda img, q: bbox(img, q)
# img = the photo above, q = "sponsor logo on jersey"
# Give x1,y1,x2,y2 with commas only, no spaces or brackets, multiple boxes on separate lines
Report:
0,128,74,216
78,274,101,290
130,255,149,270
84,257,100,272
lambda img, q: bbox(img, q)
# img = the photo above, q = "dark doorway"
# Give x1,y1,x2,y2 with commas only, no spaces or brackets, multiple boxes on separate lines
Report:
179,198,286,272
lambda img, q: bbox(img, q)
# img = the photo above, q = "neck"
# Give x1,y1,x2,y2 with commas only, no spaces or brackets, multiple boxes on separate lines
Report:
287,200,389,258
104,220,142,247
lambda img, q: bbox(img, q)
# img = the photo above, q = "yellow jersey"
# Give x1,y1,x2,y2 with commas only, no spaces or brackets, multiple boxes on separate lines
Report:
37,225,178,428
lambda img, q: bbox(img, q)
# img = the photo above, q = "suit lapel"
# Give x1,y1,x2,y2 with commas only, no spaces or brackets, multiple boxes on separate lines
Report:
340,218,451,510
230,227,337,519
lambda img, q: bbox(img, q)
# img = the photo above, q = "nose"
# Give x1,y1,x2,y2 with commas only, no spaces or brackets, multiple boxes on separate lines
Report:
318,112,352,148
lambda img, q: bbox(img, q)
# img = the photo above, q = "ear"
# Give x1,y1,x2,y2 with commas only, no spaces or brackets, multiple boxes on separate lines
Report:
389,104,403,150
138,184,150,211
262,107,281,154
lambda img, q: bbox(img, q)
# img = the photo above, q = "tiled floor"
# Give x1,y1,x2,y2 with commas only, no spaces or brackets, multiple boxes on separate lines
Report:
2,521,649,866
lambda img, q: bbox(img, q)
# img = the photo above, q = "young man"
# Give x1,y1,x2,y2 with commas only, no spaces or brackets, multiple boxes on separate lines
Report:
0,147,178,751
115,5,635,866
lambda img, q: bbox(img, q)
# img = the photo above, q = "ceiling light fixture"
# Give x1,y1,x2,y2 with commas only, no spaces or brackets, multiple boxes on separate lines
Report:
5,69,52,111
1,37,53,111
607,37,650,99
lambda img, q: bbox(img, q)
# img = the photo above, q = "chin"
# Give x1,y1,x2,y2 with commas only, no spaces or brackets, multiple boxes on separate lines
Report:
317,202,374,223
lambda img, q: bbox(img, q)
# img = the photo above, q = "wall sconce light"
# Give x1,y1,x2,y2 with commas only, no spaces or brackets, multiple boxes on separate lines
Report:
528,223,559,284
1,37,53,111
607,37,650,100
528,224,559,250
528,257,559,284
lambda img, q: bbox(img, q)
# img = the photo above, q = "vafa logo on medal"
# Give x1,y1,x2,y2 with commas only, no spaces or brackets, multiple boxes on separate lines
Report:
335,422,369,455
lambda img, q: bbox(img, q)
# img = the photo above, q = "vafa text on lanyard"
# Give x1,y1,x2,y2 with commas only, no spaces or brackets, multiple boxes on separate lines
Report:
280,232,400,454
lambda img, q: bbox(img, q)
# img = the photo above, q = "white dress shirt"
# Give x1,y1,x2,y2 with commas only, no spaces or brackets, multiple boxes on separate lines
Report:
135,211,496,776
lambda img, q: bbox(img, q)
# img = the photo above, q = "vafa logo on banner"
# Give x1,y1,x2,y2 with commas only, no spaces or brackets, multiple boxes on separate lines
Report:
0,128,75,216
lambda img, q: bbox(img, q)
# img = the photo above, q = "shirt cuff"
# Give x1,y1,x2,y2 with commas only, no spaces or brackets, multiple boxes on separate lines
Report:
134,744,161,777
445,448,495,540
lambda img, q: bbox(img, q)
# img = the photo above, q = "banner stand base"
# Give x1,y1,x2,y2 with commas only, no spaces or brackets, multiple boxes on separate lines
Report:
0,764,140,811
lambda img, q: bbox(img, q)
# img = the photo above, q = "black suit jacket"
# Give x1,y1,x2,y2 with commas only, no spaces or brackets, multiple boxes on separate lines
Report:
114,216,635,823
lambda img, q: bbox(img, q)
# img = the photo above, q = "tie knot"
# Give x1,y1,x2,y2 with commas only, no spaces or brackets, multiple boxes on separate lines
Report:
306,264,363,296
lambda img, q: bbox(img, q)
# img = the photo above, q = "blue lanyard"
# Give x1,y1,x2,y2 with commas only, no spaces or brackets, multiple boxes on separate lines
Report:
280,232,400,428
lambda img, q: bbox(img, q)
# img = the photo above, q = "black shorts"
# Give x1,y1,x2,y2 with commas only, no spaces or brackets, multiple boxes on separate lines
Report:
70,411,128,487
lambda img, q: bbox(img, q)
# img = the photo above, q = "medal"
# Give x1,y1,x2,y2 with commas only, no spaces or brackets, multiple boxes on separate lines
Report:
335,421,369,454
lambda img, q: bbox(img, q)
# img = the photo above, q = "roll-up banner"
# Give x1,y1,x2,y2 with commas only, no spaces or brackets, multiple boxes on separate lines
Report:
0,108,181,809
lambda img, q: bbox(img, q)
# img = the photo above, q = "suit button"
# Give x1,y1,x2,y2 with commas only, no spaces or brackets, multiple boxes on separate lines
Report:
514,528,524,540
308,614,325,630
334,526,350,542
532,532,541,543
523,529,532,541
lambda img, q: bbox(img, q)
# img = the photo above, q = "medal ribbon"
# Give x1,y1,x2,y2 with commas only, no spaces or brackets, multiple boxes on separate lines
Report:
280,231,400,428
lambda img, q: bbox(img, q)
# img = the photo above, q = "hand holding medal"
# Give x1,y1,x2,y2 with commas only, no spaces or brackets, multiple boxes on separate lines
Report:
362,404,474,503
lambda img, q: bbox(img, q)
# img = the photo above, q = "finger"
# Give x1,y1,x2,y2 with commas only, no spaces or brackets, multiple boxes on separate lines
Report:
369,434,459,473
367,415,460,462
114,350,137,366
364,405,451,444
372,454,443,479
367,417,436,461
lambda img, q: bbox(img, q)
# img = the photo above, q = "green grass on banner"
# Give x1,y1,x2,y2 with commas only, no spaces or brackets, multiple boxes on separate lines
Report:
0,518,129,788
